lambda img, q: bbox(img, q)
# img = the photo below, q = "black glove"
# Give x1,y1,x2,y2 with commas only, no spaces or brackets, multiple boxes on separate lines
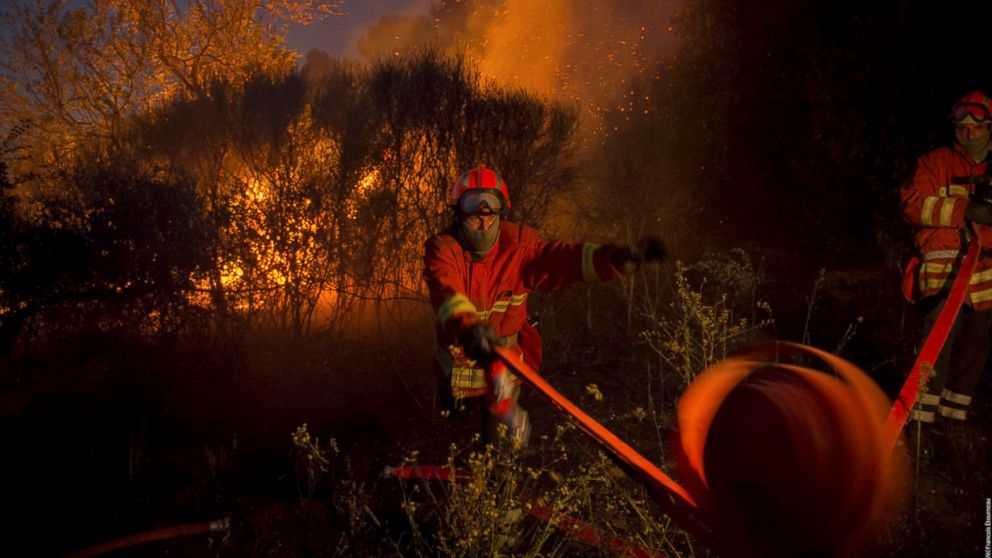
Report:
973,180,992,205
461,322,497,363
610,237,667,274
965,200,992,225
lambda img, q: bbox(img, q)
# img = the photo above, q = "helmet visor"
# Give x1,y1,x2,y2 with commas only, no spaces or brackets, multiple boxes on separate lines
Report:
950,102,991,123
459,191,504,215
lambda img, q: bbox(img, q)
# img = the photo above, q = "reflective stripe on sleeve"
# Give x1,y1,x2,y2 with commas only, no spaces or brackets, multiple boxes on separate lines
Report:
948,184,969,197
438,293,477,326
582,243,602,282
921,196,939,226
939,197,957,227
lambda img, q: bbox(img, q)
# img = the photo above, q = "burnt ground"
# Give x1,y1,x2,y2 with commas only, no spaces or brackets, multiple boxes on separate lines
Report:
1,257,991,557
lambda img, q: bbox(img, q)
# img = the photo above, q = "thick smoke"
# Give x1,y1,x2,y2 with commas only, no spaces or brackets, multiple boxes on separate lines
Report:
355,0,678,130
350,0,686,243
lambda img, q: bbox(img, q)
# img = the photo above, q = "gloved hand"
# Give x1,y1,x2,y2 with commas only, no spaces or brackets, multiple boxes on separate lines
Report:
973,180,992,205
610,237,667,274
461,322,497,363
965,200,992,225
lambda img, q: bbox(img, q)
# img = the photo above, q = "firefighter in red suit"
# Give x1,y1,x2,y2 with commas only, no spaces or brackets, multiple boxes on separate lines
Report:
901,91,992,424
423,165,664,445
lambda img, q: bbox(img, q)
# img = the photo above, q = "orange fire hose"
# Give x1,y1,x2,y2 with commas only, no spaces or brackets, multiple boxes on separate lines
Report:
491,232,980,554
69,236,971,558
64,517,229,558
884,238,980,451
492,345,730,556
495,334,916,555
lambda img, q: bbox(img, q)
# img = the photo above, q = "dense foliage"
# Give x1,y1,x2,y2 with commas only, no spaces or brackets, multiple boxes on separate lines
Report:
0,51,579,346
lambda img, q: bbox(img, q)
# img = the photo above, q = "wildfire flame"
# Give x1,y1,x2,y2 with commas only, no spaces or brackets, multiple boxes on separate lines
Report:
447,0,673,135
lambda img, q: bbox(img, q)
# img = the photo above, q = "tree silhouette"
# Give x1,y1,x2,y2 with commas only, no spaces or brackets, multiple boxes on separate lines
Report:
0,0,342,180
0,155,209,350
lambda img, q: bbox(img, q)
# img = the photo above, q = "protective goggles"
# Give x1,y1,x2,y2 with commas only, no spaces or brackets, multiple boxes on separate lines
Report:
950,102,991,124
458,191,504,215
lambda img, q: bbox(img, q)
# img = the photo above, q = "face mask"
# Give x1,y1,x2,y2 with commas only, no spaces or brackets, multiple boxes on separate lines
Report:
461,217,500,254
960,135,991,161
956,121,992,161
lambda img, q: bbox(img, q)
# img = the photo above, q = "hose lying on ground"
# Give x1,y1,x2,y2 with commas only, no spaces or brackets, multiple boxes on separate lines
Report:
64,517,229,558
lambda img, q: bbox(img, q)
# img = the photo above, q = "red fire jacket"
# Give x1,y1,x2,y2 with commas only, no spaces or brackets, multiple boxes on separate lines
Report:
900,144,992,308
423,220,624,397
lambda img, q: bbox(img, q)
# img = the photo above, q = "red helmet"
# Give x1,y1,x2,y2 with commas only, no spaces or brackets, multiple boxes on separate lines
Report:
949,90,992,123
448,164,510,213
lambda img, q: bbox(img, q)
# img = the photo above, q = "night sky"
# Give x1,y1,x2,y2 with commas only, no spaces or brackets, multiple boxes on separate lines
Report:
284,0,432,60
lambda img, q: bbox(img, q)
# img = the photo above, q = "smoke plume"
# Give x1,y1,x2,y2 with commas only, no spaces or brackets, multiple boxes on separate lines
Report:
356,0,678,130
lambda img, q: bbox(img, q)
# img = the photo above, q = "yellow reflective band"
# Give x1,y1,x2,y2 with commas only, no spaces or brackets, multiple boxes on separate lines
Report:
492,294,526,312
922,278,953,290
949,184,969,197
970,288,992,304
922,249,960,261
939,198,956,227
921,196,939,226
922,261,954,273
920,393,941,405
451,363,523,392
451,365,487,390
940,388,972,405
582,243,601,282
438,293,477,326
909,409,936,423
476,293,527,319
970,267,992,284
937,406,967,420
